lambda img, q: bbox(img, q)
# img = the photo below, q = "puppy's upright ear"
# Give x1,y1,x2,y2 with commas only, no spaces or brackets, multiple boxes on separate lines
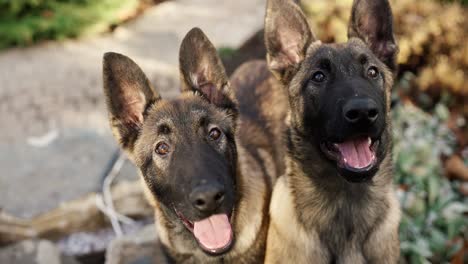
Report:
179,27,237,116
102,52,160,154
264,0,315,84
348,0,398,72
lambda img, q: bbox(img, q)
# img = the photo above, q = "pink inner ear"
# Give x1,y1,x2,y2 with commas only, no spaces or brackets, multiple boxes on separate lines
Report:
119,89,145,127
280,30,301,63
122,103,143,127
374,41,397,59
360,14,385,42
269,28,302,70
199,83,224,106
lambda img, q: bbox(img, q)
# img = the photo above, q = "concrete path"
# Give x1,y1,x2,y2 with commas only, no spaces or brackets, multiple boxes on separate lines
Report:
0,0,265,218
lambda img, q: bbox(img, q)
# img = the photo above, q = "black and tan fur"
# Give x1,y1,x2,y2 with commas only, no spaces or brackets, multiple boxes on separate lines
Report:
231,0,401,262
102,28,277,263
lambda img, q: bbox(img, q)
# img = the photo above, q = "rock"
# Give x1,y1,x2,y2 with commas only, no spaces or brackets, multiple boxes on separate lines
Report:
0,130,139,219
0,240,79,264
105,225,168,264
57,218,153,257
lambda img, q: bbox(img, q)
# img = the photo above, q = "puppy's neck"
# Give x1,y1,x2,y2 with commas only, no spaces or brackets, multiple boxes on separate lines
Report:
284,125,394,229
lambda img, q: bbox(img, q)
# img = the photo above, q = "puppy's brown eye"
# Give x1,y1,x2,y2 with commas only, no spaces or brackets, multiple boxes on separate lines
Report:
155,142,170,155
208,128,222,141
312,71,326,83
367,66,379,79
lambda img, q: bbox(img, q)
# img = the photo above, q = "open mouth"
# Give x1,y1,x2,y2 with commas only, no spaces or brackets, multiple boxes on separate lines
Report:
321,136,379,173
175,209,233,255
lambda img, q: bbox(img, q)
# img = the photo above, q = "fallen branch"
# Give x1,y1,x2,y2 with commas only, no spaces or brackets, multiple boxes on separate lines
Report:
0,180,152,246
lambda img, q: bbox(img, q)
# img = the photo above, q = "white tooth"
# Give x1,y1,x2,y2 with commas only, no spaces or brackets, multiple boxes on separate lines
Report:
368,137,372,146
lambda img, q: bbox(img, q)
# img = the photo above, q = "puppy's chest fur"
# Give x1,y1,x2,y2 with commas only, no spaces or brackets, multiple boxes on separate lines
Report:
310,189,387,257
270,156,395,263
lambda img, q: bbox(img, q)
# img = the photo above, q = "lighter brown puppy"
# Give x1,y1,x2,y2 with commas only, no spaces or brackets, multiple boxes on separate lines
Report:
245,0,402,263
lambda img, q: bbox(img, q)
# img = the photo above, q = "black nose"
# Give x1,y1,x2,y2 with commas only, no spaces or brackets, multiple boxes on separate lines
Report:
190,184,225,213
343,98,379,124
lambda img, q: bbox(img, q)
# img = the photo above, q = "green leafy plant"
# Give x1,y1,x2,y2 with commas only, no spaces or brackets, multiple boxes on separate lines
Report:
0,0,139,49
392,102,467,263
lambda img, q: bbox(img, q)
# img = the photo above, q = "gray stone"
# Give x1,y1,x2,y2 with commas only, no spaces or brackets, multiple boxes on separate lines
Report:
57,219,152,257
0,129,139,218
105,225,168,264
0,240,79,264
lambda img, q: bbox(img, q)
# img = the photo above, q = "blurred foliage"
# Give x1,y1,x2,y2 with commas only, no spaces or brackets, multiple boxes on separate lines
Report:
392,102,467,263
302,0,468,115
218,47,238,61
393,0,467,111
0,0,139,49
442,0,468,5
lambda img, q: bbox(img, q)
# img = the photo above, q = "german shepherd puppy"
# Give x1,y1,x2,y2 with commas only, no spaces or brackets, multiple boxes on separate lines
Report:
250,0,400,262
102,28,275,263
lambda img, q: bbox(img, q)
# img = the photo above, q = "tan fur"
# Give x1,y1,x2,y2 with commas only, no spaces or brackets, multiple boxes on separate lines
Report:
266,154,401,264
266,176,329,263
231,60,289,179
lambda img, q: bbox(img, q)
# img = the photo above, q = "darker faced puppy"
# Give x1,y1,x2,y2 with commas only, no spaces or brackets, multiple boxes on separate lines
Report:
265,0,398,183
102,28,239,256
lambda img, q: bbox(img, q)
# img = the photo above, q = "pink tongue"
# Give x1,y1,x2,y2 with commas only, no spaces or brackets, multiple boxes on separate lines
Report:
193,214,232,252
335,137,374,169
